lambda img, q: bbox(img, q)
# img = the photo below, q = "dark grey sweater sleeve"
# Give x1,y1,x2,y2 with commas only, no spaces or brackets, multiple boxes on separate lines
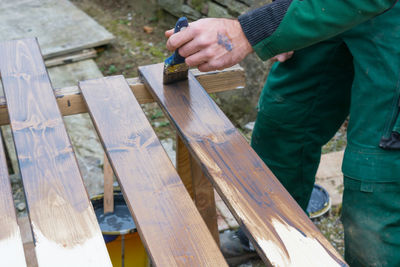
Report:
238,0,293,47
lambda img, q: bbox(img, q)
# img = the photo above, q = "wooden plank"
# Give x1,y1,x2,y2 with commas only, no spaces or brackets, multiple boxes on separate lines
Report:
0,0,114,59
191,156,220,244
80,75,227,267
103,155,114,213
0,38,111,266
139,63,347,267
0,132,27,267
44,49,97,68
0,65,244,126
17,216,38,267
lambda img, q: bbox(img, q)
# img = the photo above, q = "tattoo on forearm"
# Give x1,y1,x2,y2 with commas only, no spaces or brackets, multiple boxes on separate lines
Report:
217,33,233,51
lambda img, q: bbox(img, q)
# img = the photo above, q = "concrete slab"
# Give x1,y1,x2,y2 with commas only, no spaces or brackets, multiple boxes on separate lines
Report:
0,0,114,59
315,150,344,206
215,190,239,231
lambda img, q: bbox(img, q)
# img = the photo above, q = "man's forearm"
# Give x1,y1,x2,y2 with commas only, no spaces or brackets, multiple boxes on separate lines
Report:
239,0,397,60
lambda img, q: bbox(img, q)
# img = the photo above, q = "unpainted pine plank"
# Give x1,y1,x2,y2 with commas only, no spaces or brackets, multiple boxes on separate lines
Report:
0,65,244,125
0,132,27,267
80,75,227,267
139,63,347,267
0,38,111,267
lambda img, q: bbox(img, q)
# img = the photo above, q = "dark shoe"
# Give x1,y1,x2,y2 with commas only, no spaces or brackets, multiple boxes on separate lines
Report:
220,230,258,266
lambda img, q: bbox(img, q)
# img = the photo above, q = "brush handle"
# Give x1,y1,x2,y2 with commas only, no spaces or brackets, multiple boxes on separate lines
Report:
171,17,188,65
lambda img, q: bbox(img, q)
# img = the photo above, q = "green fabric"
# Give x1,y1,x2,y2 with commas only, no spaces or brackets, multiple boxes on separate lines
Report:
253,0,397,60
342,177,400,266
251,3,400,264
251,38,353,210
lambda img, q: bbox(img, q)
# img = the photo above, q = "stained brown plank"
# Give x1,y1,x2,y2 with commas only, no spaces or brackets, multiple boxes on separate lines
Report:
0,38,111,266
80,75,227,267
139,63,347,267
0,132,26,266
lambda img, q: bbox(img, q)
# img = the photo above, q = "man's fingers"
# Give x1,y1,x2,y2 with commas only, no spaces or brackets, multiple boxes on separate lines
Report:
166,28,195,51
271,51,294,63
198,62,212,72
165,28,174,38
178,38,207,58
185,50,208,67
275,54,287,62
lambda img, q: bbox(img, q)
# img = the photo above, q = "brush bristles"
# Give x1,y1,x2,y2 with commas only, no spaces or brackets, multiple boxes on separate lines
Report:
163,63,189,84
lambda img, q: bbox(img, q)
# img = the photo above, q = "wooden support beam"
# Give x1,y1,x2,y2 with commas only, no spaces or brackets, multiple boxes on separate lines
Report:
0,65,244,126
103,155,114,214
176,135,194,198
177,135,219,243
191,156,220,245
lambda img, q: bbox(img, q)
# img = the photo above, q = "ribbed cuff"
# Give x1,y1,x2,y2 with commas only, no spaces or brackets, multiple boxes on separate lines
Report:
238,0,293,47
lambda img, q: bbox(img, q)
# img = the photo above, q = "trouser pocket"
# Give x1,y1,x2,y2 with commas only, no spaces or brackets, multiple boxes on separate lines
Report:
379,96,400,150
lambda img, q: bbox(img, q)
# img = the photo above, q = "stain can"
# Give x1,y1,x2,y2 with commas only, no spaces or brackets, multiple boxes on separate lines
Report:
91,191,149,267
306,184,331,219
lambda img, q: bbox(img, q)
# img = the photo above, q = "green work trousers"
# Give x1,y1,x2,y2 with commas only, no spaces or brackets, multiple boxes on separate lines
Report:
251,3,400,266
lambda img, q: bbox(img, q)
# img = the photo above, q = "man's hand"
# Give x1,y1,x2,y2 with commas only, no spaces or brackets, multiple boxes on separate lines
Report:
165,18,253,72
271,51,294,63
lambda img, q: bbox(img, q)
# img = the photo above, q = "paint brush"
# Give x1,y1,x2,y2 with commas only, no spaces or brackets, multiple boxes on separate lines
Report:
163,17,189,84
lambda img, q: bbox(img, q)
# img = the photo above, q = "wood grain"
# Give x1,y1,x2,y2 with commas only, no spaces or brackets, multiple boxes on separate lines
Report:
80,75,227,267
0,65,244,126
0,132,27,266
0,38,111,267
139,63,347,267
